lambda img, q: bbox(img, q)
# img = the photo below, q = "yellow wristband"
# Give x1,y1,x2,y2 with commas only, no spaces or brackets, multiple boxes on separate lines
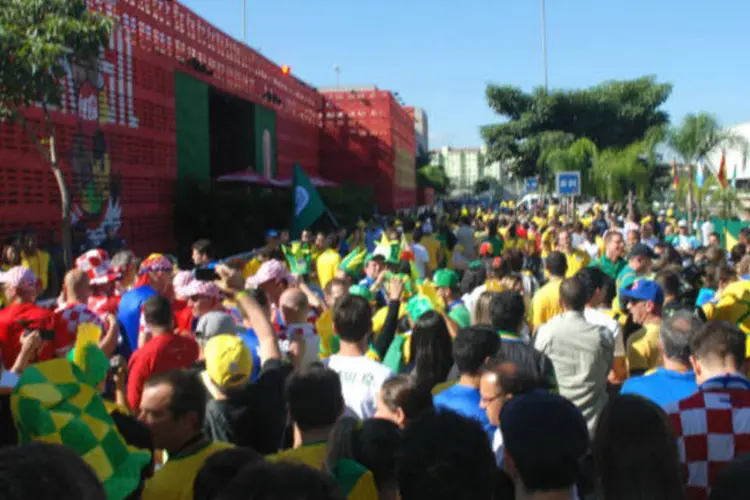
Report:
235,290,249,299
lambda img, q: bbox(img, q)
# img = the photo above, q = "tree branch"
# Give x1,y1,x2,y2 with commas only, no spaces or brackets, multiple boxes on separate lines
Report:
9,106,51,164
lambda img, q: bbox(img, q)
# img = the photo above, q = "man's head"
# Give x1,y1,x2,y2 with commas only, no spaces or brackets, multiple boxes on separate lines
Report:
479,357,547,428
63,269,91,304
398,411,497,500
246,260,290,306
204,335,253,393
184,280,222,318
138,255,174,296
364,255,385,280
660,311,701,367
574,267,606,308
489,291,526,334
622,280,664,325
433,269,460,302
315,232,326,249
279,288,309,325
453,326,500,378
628,243,657,275
22,227,38,254
300,229,313,245
678,219,689,235
626,229,640,249
286,363,344,434
191,239,215,267
690,321,747,384
0,267,38,303
143,295,173,333
557,229,572,253
641,222,655,239
324,278,348,308
655,269,681,303
560,277,587,313
138,370,207,452
546,251,568,279
333,295,372,347
501,391,589,496
709,232,721,247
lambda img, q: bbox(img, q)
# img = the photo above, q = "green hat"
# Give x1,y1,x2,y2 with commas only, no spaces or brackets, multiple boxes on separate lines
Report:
469,260,484,270
433,269,459,289
12,358,151,500
339,247,368,277
66,344,109,388
406,294,435,321
349,284,374,302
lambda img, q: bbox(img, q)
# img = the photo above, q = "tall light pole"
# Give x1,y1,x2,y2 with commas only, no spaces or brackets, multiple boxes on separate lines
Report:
333,64,341,89
242,0,247,43
541,0,548,92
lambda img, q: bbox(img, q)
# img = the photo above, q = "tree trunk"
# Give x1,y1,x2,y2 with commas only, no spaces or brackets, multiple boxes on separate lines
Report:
49,133,73,270
687,163,694,230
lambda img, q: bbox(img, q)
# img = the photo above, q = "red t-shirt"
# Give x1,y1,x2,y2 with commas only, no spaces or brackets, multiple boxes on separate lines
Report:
0,303,66,370
126,333,199,411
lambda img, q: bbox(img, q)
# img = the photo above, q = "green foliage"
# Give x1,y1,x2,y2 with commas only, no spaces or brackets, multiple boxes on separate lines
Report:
482,76,672,179
473,177,500,195
0,0,112,118
415,150,450,195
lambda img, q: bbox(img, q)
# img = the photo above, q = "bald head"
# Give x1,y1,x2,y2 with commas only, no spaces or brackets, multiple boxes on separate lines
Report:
280,288,309,324
64,269,91,303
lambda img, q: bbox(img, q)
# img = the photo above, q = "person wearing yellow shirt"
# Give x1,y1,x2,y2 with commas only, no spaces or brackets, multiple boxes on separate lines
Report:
140,371,234,500
530,251,567,332
557,229,590,278
621,280,664,376
20,228,54,296
540,220,559,259
421,229,442,271
317,235,342,290
267,364,344,469
702,279,750,356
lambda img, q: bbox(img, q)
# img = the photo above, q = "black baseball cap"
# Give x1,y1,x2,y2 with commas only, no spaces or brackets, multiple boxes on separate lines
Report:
628,243,657,260
501,391,589,477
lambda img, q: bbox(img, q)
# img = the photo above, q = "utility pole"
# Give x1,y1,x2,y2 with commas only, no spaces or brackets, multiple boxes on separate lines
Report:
242,0,247,43
541,0,548,92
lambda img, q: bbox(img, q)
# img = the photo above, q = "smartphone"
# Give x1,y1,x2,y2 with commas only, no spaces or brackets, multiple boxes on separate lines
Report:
194,267,219,281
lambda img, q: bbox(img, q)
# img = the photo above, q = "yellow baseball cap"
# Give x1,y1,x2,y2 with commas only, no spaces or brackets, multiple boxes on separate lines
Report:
204,335,252,390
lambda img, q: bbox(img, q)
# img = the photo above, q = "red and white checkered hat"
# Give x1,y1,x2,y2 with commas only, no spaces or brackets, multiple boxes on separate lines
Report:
183,280,222,300
75,249,121,285
0,266,38,290
172,270,195,298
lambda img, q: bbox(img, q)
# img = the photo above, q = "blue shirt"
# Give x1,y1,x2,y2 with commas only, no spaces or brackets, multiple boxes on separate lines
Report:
238,329,262,382
434,384,496,439
620,368,698,407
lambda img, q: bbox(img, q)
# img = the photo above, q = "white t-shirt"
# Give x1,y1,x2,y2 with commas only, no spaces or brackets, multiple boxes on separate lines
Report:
324,355,394,419
581,240,600,260
279,323,320,368
411,243,430,279
584,307,625,357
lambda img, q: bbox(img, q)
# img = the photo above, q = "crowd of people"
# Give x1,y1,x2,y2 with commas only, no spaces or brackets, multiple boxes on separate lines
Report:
1,201,750,500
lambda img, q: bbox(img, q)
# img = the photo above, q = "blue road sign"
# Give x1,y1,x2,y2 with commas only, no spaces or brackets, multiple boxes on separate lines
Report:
556,171,581,196
524,177,539,192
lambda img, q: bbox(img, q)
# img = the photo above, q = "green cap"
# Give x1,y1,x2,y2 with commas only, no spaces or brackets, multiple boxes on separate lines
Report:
433,269,459,289
406,294,435,321
469,260,484,270
349,284,374,302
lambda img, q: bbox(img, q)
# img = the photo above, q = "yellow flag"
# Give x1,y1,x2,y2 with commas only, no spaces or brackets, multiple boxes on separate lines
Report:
73,323,102,368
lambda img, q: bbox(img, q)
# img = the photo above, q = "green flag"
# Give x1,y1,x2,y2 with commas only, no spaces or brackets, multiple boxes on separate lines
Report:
292,163,327,238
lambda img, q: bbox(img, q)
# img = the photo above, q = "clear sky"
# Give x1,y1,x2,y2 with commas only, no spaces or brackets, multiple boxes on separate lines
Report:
181,0,750,149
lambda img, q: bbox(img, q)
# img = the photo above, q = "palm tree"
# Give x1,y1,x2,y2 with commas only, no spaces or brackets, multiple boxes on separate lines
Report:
666,113,748,228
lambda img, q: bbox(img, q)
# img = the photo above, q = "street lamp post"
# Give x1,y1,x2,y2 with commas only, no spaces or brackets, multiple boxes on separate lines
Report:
242,0,247,43
333,64,341,89
541,0,548,92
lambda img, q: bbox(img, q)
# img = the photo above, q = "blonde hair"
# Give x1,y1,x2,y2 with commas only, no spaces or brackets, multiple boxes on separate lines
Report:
473,291,498,326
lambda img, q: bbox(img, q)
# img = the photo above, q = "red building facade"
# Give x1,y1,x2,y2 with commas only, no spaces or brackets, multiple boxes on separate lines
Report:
0,0,416,254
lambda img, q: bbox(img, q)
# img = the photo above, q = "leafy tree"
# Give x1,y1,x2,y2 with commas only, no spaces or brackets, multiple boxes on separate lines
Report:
482,76,672,182
667,113,748,227
416,150,450,195
0,0,112,267
473,177,500,195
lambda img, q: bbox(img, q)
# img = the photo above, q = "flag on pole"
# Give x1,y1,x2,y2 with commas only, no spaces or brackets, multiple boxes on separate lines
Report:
291,163,327,238
671,160,679,189
718,149,728,188
696,159,705,188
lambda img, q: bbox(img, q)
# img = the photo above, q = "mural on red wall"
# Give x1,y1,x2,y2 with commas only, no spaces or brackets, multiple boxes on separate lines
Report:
61,25,139,246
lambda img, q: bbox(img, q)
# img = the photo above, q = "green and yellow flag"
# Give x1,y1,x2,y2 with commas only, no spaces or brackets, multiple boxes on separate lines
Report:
291,163,327,239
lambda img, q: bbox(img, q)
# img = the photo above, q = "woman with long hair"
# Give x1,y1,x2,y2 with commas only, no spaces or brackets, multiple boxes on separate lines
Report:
408,311,454,388
593,395,685,500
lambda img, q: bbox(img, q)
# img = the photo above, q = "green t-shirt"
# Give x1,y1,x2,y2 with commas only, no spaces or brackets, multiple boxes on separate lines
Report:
590,255,627,281
448,303,472,329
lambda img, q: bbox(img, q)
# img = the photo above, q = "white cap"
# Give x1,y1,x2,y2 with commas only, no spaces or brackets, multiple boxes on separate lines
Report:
678,219,688,228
